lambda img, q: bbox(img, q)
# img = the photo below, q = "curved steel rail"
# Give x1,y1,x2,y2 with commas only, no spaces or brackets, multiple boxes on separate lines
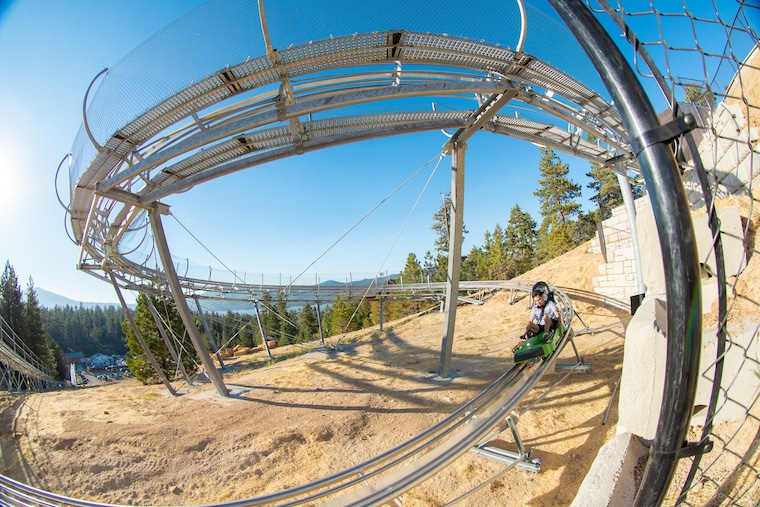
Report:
547,1,702,505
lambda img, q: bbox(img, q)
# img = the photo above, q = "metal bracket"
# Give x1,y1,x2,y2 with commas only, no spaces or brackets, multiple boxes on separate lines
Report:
679,439,714,459
469,411,543,473
633,113,696,157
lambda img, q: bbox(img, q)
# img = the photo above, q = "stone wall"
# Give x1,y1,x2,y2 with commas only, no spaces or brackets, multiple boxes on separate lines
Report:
590,96,759,310
589,196,651,310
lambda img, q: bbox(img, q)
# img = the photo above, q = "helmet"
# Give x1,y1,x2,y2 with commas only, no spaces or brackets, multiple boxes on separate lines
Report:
532,281,550,300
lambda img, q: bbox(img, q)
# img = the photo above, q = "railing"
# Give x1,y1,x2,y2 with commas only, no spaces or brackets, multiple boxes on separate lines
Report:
0,313,52,385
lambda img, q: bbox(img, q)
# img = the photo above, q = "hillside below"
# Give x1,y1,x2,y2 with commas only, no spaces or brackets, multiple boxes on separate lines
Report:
1,242,635,505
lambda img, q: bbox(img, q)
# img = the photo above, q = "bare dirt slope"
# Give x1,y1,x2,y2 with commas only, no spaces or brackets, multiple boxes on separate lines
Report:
0,241,637,507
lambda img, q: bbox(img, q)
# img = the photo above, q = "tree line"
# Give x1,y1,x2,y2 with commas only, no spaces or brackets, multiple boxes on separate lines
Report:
399,147,641,284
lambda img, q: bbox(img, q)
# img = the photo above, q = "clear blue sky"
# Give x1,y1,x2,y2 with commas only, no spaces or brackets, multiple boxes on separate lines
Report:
0,0,750,305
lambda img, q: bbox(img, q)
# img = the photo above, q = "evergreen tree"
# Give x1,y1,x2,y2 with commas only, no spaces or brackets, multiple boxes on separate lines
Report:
683,83,715,107
274,291,295,346
573,210,600,246
260,292,278,343
394,253,426,313
399,253,423,284
49,338,68,380
461,245,487,281
0,261,26,347
586,163,623,221
296,303,319,342
324,296,369,336
238,318,255,347
422,250,442,282
483,226,510,280
429,193,467,282
42,304,127,356
533,148,582,261
23,278,58,376
122,293,199,384
505,204,537,276
431,193,453,254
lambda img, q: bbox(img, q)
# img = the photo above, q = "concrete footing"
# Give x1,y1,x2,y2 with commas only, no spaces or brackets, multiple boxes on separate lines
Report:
570,432,648,507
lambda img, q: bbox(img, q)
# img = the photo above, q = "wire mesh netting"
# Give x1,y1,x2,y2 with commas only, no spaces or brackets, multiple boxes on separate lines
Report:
586,0,759,505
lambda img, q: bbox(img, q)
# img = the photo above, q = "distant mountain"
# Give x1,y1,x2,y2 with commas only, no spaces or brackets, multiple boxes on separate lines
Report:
36,288,122,310
36,275,398,313
198,275,399,314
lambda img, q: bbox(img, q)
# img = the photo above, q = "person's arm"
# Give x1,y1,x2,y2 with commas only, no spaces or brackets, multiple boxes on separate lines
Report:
550,301,560,324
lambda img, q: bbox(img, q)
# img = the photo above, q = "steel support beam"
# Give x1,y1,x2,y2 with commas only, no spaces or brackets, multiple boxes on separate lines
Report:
194,297,226,369
253,300,273,359
316,301,325,347
148,207,229,397
614,162,646,297
438,142,466,378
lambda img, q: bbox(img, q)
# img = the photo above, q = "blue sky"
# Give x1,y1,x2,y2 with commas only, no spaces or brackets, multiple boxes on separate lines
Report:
0,0,753,305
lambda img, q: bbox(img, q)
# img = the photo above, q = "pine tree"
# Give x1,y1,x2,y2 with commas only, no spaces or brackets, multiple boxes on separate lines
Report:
0,261,26,347
505,204,537,276
586,163,623,221
429,193,467,281
122,293,199,384
275,291,295,346
259,292,277,342
533,148,582,261
483,225,510,280
399,253,423,284
573,210,599,246
238,318,255,348
464,245,487,281
296,303,319,343
431,193,453,254
324,296,369,336
24,278,58,376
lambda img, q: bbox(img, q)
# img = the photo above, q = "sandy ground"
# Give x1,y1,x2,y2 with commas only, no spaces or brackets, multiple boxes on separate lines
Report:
1,221,758,506
0,243,632,506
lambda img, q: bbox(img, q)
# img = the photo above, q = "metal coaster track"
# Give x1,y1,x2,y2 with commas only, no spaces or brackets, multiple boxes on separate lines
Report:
68,29,634,289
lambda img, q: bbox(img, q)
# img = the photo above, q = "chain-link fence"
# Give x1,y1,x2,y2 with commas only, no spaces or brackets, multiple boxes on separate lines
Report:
582,1,759,505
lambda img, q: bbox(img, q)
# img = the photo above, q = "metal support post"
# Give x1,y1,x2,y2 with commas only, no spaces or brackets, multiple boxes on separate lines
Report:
554,333,591,372
148,207,229,397
144,293,192,385
438,141,466,378
470,411,543,473
615,161,646,306
316,300,325,347
109,274,176,396
253,300,273,359
194,297,226,369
